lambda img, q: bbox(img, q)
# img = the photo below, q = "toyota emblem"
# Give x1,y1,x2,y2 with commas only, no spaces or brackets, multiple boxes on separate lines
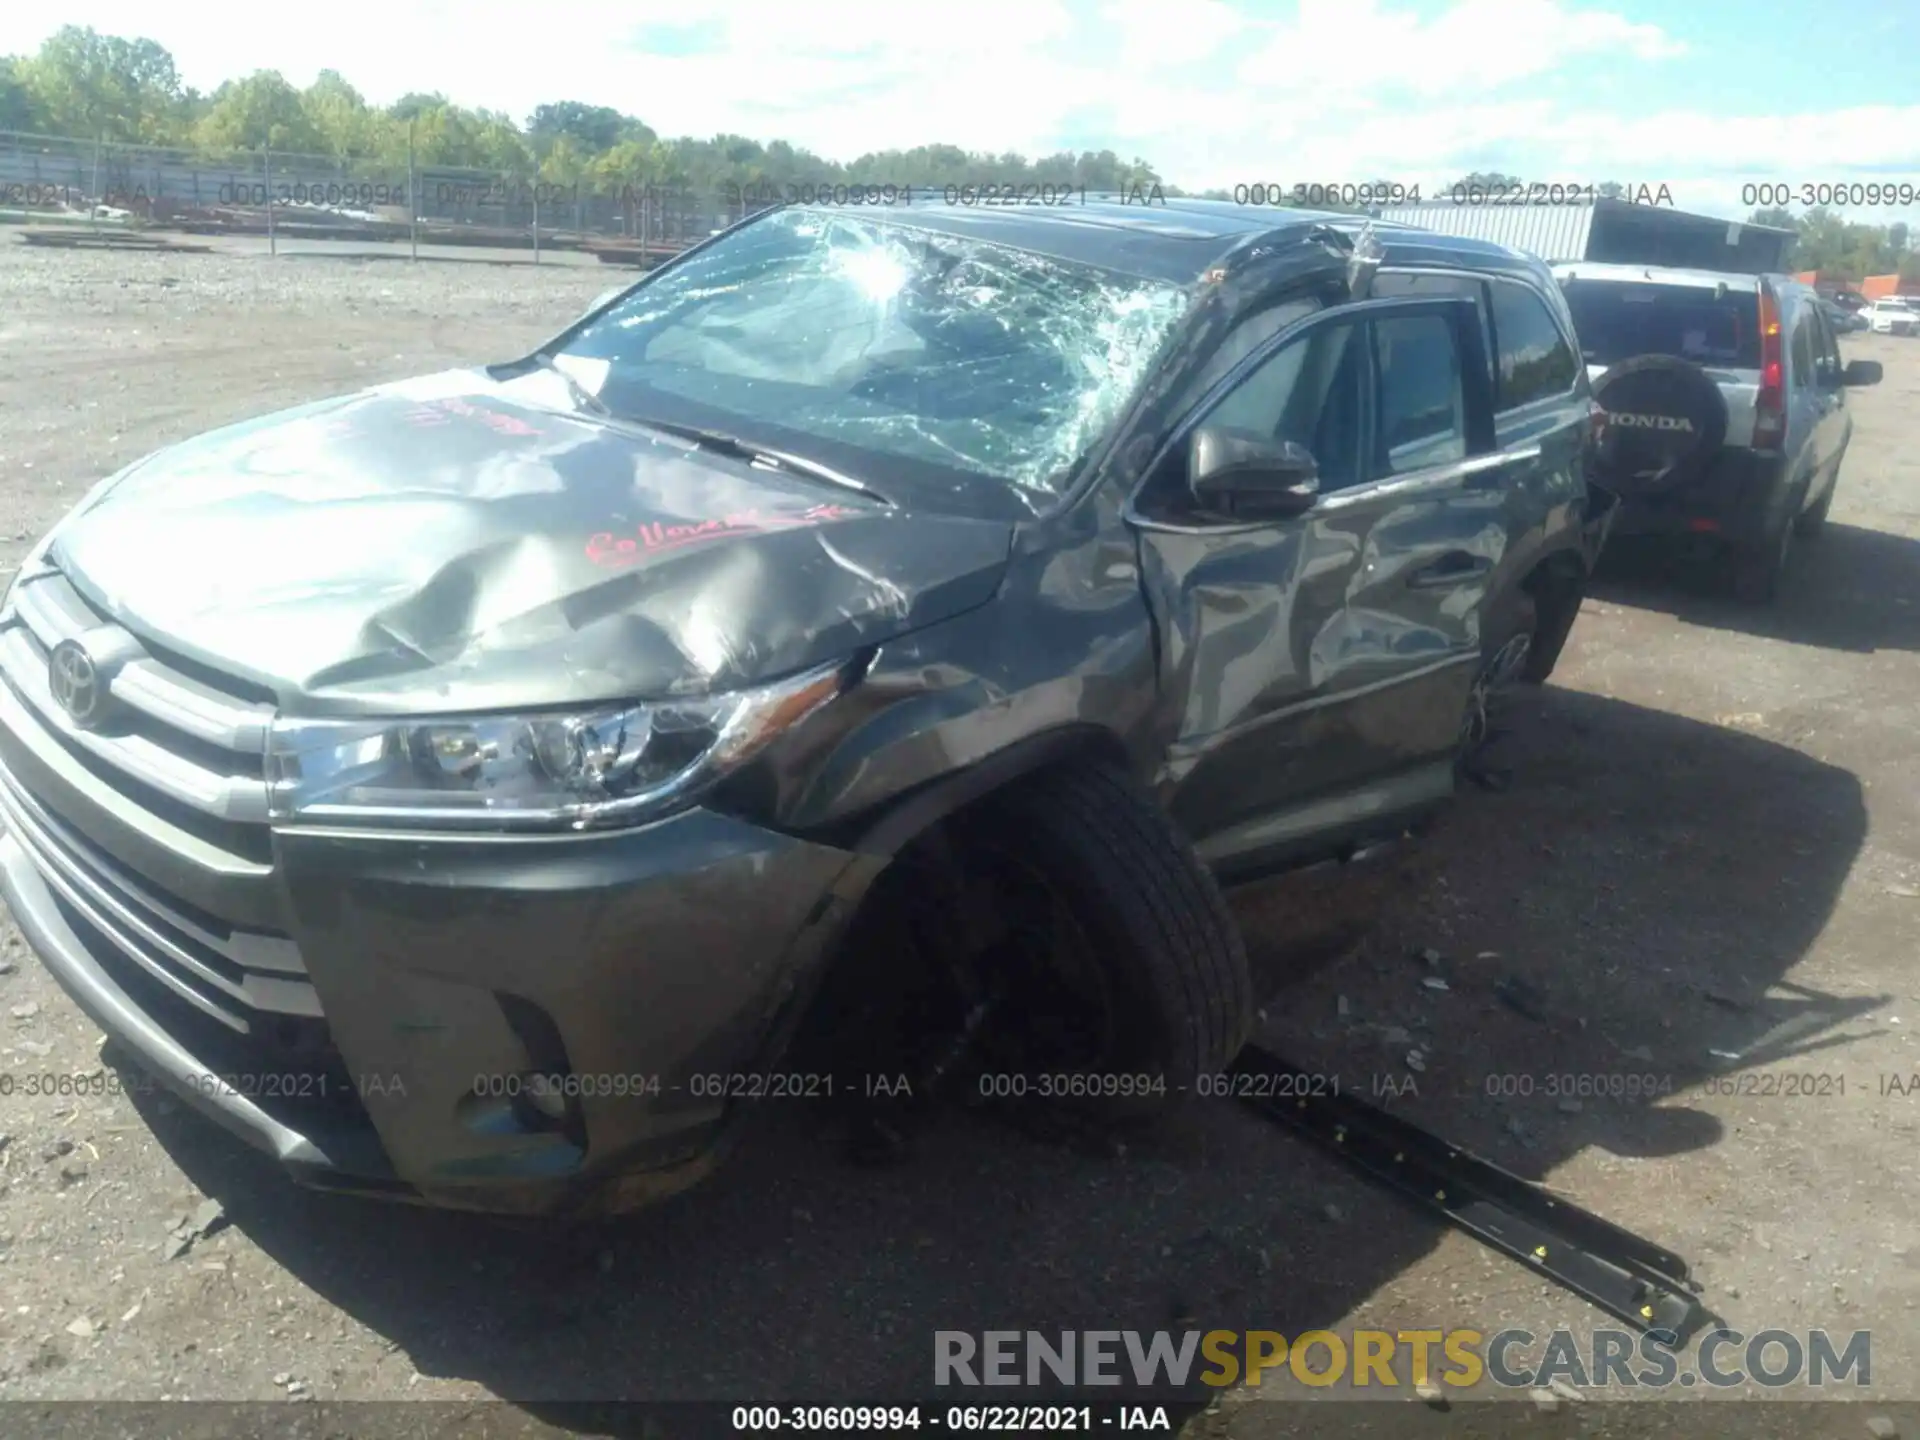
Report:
48,639,104,726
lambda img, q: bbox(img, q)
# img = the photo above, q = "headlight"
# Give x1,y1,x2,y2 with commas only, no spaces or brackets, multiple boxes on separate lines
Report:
266,659,850,830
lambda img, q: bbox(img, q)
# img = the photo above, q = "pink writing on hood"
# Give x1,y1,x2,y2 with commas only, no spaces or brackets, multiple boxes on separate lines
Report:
586,504,858,565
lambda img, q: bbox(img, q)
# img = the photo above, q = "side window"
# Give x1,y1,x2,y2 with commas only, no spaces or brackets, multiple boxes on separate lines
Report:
1372,313,1466,476
1177,298,1323,414
1813,310,1843,383
1374,271,1494,386
1488,280,1579,410
1789,314,1816,387
1204,320,1363,492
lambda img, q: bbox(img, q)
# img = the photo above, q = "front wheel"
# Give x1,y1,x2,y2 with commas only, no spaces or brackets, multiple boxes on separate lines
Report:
1462,591,1538,752
953,761,1255,1113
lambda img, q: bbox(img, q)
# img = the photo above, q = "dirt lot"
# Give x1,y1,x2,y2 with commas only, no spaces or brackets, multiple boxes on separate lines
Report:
1,241,1918,1436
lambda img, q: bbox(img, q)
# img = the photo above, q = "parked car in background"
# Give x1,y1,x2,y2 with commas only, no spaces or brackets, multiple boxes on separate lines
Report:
1866,297,1919,336
1822,299,1866,334
0,200,1613,1216
1554,263,1882,602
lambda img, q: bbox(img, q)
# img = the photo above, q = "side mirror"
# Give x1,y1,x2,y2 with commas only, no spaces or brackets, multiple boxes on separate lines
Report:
1188,426,1321,519
1843,359,1883,387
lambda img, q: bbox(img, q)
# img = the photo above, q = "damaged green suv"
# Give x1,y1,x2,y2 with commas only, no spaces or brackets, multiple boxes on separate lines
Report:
0,199,1612,1214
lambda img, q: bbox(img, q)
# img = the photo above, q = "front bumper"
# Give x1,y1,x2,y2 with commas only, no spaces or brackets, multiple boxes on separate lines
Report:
0,708,872,1214
1606,446,1789,548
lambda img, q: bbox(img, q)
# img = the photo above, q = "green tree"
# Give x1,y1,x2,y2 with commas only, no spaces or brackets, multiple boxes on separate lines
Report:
387,92,449,123
196,71,326,155
589,136,664,192
528,101,639,155
1448,170,1523,191
468,110,533,173
1755,205,1920,279
18,26,185,142
536,132,589,187
389,103,445,163
0,56,44,132
302,70,378,158
0,25,1203,208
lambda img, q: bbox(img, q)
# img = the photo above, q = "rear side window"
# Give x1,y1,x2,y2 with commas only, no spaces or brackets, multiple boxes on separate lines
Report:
1560,279,1762,370
1372,271,1494,387
1372,313,1466,476
1789,315,1816,386
1811,310,1842,383
1488,280,1580,410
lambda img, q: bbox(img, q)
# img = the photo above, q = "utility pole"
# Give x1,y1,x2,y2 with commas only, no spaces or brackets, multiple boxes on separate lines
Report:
407,118,418,261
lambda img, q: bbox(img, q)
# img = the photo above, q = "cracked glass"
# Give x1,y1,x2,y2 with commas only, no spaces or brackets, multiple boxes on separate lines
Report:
561,210,1192,505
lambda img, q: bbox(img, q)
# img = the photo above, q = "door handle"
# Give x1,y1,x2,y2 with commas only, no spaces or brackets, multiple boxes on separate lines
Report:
1407,552,1492,589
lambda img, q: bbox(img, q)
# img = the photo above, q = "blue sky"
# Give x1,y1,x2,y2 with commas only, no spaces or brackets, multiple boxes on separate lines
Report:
7,0,1919,221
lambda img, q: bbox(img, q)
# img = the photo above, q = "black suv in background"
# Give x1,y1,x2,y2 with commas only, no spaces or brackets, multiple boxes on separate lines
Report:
1553,263,1882,601
0,200,1613,1215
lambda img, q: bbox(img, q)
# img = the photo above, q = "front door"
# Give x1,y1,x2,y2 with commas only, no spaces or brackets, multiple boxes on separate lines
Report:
1128,294,1504,878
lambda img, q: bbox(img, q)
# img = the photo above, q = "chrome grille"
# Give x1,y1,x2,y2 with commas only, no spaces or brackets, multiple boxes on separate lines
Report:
3,571,274,821
0,565,315,1034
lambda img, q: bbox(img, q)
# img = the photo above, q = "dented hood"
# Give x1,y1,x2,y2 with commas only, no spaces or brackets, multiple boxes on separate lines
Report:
50,370,1014,714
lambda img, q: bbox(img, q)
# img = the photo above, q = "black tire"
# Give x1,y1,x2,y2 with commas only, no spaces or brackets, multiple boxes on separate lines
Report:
1731,514,1793,604
1519,562,1585,685
1794,473,1836,538
1461,588,1538,751
958,761,1254,1107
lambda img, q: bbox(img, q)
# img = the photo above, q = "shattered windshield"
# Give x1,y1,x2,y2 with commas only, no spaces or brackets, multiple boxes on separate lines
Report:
558,209,1191,504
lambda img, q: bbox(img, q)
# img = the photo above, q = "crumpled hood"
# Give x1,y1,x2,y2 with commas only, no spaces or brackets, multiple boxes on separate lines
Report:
51,370,1014,714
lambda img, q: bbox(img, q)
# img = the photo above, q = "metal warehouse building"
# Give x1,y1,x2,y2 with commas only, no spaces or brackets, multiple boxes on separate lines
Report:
1369,198,1797,275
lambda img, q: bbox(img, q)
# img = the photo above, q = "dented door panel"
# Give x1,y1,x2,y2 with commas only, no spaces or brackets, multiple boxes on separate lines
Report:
1142,463,1494,857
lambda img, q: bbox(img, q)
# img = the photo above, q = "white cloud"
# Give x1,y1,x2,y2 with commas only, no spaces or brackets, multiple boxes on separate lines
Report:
691,0,1079,57
1101,0,1246,70
1232,0,1684,100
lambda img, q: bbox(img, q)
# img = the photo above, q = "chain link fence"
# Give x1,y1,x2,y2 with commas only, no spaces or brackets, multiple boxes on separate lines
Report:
0,129,746,261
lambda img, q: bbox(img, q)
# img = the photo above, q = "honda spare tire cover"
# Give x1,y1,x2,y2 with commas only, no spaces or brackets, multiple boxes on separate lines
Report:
1590,354,1728,492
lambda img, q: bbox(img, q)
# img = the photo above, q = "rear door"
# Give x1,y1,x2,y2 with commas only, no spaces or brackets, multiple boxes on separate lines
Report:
1129,294,1507,876
1482,276,1593,596
1785,305,1828,489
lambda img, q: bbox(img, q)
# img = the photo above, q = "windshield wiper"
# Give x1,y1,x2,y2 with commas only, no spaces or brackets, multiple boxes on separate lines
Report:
507,359,894,506
521,352,614,419
626,415,895,507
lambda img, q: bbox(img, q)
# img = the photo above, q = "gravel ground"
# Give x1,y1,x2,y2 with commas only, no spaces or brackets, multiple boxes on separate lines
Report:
1,242,1918,1436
